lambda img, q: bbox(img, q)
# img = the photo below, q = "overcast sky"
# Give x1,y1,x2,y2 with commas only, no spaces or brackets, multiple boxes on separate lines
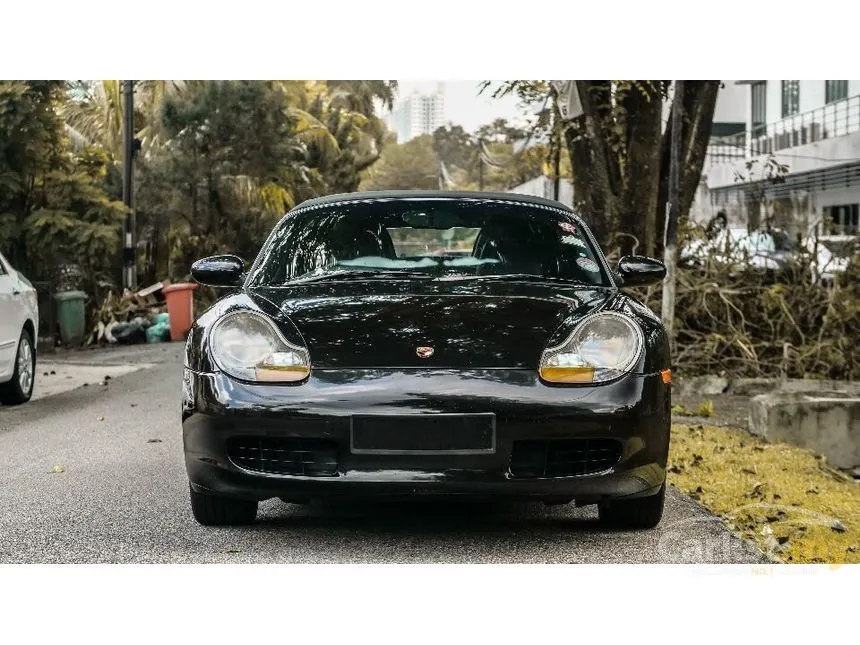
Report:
391,80,527,133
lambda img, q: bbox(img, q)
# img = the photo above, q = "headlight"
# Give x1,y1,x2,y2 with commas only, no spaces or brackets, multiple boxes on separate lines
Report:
210,311,310,383
539,311,643,384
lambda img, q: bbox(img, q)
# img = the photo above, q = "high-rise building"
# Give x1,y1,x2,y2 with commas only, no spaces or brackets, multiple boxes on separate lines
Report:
389,86,445,143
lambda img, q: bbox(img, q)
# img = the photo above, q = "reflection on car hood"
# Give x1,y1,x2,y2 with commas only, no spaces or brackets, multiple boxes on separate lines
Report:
250,280,614,369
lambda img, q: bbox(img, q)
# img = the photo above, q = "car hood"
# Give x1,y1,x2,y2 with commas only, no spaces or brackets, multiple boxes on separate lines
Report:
250,280,614,369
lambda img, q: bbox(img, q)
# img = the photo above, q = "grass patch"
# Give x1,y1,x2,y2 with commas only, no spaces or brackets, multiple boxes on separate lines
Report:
668,423,860,564
671,400,715,418
694,400,714,418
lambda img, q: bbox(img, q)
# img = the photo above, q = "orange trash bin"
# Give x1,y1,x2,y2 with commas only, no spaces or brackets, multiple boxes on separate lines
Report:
163,283,198,341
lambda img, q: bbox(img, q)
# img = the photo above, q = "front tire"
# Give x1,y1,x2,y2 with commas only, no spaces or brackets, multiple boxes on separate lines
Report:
598,484,665,529
0,329,35,406
189,484,258,526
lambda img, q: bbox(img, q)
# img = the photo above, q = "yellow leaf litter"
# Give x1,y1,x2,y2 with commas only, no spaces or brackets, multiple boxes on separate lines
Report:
668,423,860,564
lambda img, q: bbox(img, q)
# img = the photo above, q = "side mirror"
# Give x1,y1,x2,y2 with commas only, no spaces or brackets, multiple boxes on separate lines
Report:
191,254,246,288
617,255,666,287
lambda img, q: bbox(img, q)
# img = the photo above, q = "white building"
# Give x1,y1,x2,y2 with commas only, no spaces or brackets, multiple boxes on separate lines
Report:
688,80,748,224
508,175,575,208
702,80,860,237
389,86,445,143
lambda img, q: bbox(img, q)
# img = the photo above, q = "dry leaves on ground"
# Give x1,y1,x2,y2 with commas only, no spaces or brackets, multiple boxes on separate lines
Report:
668,423,860,564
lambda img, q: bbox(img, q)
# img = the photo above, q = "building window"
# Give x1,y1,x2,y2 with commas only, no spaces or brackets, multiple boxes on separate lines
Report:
751,82,767,133
781,81,800,117
824,204,860,235
825,80,848,104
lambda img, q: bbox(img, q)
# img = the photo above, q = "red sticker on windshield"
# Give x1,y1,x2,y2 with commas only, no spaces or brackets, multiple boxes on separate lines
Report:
558,221,577,234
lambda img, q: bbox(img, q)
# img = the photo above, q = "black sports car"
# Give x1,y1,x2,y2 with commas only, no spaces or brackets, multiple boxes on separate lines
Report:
182,191,672,528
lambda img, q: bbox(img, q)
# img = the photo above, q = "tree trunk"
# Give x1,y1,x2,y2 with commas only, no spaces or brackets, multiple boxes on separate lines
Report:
655,80,721,253
618,82,663,256
566,81,620,249
678,81,721,220
562,80,719,259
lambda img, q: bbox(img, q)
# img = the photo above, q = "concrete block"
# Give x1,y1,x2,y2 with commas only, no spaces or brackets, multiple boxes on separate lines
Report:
749,391,860,470
677,375,729,397
730,378,860,397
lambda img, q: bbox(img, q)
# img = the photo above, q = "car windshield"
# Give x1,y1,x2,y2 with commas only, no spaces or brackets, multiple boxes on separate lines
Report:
247,198,611,287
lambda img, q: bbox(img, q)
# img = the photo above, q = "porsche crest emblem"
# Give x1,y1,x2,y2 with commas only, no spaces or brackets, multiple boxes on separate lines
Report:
416,346,434,359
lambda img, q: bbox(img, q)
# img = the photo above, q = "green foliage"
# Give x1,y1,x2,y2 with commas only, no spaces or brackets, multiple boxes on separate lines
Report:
432,124,476,171
0,81,126,298
4,78,401,334
482,79,718,257
475,117,527,143
25,161,128,270
361,135,440,191
0,81,67,266
137,81,309,279
431,118,566,192
134,80,397,280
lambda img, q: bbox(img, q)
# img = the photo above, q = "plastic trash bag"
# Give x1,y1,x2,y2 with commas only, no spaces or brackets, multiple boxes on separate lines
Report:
146,314,171,343
112,317,148,344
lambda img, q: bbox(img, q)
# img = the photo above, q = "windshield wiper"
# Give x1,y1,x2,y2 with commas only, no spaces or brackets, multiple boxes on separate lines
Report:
448,273,590,285
289,269,434,284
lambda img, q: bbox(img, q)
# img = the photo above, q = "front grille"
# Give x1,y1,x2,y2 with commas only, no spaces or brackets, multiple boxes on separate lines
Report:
509,438,622,478
227,437,339,477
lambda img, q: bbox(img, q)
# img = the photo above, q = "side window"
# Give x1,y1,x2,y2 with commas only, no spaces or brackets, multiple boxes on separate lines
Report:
781,80,800,117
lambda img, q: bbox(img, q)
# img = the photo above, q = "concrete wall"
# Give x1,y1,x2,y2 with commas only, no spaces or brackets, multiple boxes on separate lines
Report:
749,391,860,470
714,80,748,123
661,80,747,129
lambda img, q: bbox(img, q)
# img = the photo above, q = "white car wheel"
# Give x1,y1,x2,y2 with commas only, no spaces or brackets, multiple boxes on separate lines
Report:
0,329,35,405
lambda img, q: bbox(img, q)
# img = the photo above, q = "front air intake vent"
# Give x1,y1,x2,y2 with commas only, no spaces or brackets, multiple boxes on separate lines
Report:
227,437,338,477
509,438,622,478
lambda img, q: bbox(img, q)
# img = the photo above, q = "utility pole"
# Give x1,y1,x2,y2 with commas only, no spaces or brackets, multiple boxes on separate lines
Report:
550,83,566,202
478,139,485,191
122,79,136,292
661,80,684,347
553,117,561,201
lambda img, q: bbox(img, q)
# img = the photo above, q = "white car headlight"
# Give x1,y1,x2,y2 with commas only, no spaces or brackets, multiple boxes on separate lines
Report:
210,311,310,383
539,311,643,384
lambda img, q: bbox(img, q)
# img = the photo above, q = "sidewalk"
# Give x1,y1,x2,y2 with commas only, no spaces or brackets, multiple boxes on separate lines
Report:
28,343,184,403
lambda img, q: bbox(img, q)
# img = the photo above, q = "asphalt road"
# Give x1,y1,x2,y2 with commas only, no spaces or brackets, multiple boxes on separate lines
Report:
0,344,767,564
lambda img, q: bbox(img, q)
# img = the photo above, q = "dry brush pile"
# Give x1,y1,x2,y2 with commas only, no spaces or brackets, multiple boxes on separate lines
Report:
636,256,860,380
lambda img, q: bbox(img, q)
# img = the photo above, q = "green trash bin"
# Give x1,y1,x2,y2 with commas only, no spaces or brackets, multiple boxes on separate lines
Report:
54,290,87,346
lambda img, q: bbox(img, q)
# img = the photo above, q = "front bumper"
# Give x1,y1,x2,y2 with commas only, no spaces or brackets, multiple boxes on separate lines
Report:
182,368,671,503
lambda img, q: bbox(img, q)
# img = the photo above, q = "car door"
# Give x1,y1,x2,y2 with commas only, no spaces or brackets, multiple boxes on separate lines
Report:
0,252,24,381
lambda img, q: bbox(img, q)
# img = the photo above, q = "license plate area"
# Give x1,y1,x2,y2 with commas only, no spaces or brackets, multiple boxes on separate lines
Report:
350,413,496,455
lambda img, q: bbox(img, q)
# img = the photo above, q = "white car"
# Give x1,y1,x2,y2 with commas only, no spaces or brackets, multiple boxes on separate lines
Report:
0,251,39,405
682,227,852,285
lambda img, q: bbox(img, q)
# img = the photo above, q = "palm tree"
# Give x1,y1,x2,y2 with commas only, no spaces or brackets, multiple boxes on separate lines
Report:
61,80,188,159
327,80,398,114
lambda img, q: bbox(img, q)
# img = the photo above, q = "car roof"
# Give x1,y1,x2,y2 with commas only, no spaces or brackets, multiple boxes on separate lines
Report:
291,190,576,214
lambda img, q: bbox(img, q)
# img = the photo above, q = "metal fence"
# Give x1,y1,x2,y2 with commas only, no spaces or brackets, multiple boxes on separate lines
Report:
749,94,860,156
705,136,747,165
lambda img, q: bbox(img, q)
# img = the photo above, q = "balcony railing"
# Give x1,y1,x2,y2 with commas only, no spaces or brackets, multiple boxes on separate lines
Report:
705,135,747,165
750,94,860,156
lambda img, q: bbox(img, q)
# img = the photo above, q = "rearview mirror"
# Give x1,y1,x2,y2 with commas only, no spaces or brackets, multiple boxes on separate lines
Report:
191,254,245,288
617,255,666,287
